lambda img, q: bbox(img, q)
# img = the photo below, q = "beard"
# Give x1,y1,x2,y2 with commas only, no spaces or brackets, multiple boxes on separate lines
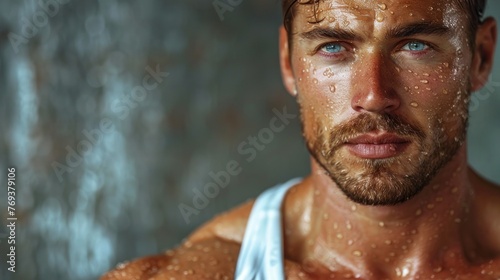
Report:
303,108,468,206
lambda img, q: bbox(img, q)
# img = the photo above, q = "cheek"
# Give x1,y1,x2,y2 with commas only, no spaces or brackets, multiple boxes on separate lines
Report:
398,58,470,113
397,60,470,141
295,57,351,119
295,57,348,142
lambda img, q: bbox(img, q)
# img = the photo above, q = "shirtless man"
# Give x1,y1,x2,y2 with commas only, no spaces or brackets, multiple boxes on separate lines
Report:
102,0,499,279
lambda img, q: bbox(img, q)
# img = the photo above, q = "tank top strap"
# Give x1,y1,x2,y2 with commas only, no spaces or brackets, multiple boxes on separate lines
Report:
234,178,302,280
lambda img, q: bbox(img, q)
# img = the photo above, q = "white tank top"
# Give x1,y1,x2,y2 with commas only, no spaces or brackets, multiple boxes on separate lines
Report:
234,178,302,280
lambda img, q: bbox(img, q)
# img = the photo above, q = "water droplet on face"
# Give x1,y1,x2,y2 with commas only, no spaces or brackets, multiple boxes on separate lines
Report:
420,79,429,84
410,102,419,108
377,3,387,10
379,221,385,227
376,15,385,22
329,85,336,93
353,250,362,257
323,68,335,78
313,78,319,84
415,209,422,216
414,86,419,90
337,233,344,239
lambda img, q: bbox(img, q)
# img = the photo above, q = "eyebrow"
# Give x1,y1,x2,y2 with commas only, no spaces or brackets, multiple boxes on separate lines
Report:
386,22,451,39
299,27,362,41
298,22,451,41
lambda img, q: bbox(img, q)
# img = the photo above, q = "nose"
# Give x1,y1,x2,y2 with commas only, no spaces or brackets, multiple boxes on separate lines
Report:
350,52,401,114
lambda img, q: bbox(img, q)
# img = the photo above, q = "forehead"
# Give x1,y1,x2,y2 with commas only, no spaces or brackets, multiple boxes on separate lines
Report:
292,0,467,35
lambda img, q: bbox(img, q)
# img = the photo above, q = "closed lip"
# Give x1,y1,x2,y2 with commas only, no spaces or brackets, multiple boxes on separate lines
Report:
344,133,411,159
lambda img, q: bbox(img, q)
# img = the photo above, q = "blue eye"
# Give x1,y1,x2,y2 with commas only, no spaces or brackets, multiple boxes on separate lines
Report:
321,43,344,53
402,41,429,51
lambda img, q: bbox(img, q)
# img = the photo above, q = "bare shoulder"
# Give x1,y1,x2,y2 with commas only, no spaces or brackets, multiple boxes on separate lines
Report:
474,171,500,218
101,238,241,280
187,199,255,244
101,201,255,280
471,169,500,254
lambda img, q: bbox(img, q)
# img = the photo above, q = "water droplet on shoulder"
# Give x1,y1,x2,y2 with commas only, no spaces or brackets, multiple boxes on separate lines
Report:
377,3,387,10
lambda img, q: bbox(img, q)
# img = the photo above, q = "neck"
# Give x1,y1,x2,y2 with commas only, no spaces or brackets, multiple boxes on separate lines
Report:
300,147,477,278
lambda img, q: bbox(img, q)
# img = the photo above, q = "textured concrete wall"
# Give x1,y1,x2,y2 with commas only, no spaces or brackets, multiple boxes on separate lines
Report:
0,1,498,279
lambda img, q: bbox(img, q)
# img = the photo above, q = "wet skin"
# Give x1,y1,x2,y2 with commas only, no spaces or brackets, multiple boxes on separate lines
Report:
102,0,499,279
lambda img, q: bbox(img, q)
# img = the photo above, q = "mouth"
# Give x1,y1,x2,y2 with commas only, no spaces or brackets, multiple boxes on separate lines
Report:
344,133,411,159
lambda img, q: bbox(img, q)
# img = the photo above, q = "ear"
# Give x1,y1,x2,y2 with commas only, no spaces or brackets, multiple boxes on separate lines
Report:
470,17,497,92
279,25,297,96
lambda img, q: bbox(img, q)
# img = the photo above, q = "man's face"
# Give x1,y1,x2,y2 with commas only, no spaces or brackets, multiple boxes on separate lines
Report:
288,0,473,205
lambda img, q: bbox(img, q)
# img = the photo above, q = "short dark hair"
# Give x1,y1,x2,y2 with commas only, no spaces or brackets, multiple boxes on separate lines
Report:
282,0,487,43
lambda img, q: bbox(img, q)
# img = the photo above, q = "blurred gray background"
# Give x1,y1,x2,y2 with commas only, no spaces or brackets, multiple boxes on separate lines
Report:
0,1,498,279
